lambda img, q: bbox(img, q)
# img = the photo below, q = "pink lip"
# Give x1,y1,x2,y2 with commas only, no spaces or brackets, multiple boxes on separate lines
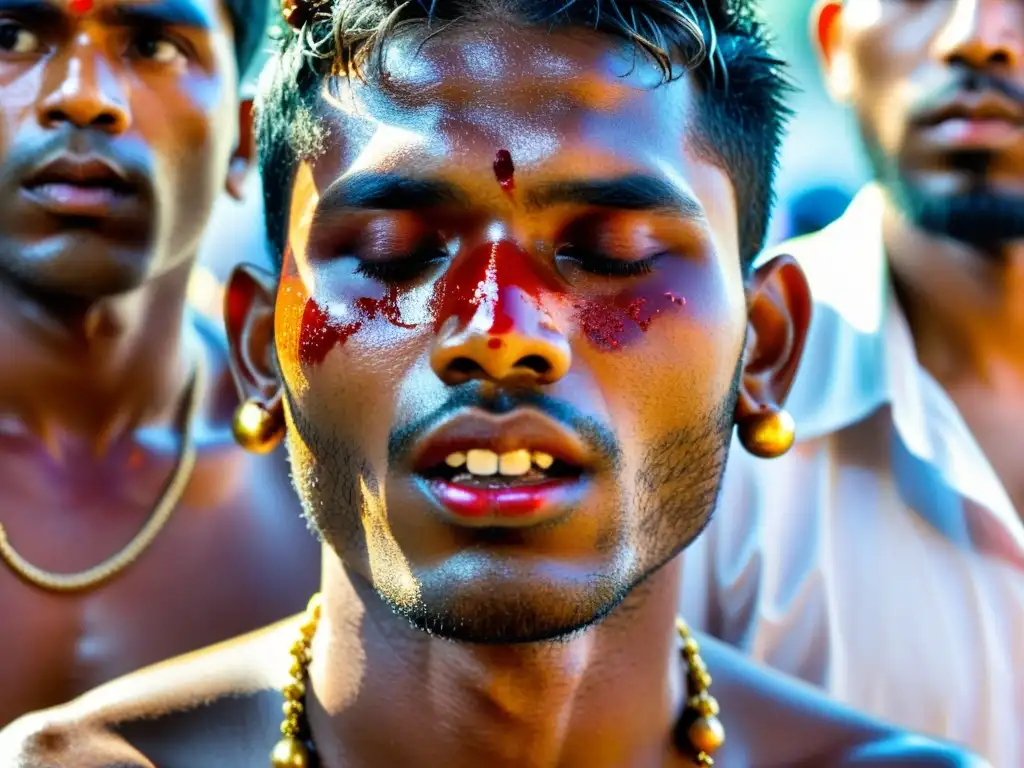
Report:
422,476,587,526
21,182,132,216
921,117,1022,149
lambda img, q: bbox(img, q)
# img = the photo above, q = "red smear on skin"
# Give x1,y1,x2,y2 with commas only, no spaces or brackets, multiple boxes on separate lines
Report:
573,290,687,351
69,0,92,13
298,285,415,367
427,240,562,335
286,236,689,366
493,150,515,193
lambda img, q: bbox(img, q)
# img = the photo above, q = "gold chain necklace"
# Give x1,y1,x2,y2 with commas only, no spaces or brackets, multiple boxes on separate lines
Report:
0,356,204,592
272,594,726,767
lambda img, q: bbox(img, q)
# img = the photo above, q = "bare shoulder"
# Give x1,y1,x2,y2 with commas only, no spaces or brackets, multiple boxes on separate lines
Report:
698,633,991,768
0,616,300,768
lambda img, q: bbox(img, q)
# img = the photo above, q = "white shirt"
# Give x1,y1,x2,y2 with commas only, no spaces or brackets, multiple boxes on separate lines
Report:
682,186,1024,767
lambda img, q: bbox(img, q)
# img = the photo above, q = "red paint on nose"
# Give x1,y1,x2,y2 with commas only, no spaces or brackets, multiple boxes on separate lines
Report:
69,0,92,13
427,240,562,335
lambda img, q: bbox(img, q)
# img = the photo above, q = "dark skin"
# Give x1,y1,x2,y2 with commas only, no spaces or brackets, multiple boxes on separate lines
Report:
0,0,318,725
815,0,1024,514
0,22,987,766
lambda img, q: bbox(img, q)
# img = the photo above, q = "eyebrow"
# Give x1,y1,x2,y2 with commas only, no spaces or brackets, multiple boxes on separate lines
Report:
312,171,704,223
525,175,704,219
0,0,214,29
316,172,469,214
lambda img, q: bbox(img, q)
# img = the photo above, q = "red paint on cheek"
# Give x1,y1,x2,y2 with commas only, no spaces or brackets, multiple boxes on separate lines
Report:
427,240,562,334
487,338,502,349
574,287,687,351
298,285,416,367
493,149,515,193
69,0,92,13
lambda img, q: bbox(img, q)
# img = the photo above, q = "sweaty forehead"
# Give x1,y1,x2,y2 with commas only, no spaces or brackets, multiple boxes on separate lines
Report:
314,24,701,182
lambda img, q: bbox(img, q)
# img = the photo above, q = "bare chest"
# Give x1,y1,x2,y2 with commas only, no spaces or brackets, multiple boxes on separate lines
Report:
0,446,320,725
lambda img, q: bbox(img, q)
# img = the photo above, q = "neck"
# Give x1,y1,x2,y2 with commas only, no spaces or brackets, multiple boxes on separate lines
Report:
0,260,198,455
308,553,686,768
882,200,1024,389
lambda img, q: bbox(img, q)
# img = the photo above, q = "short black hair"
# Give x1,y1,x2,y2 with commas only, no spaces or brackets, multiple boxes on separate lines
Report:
255,0,790,268
224,0,270,77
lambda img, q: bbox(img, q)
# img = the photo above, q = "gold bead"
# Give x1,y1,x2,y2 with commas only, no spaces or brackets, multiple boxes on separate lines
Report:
688,715,726,755
695,753,714,766
232,399,284,454
307,593,323,615
688,693,720,717
283,700,304,719
691,670,712,690
682,637,700,658
288,660,305,678
271,736,310,767
283,682,306,701
281,719,300,737
737,409,796,459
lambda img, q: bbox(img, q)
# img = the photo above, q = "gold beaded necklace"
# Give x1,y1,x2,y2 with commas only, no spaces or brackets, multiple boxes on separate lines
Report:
272,594,726,767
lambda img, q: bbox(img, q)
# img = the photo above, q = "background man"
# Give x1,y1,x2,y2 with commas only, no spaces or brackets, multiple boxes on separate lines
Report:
0,0,990,764
0,0,319,724
683,0,1024,764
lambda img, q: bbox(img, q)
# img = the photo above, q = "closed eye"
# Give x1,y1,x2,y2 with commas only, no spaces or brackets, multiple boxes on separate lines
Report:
555,244,656,277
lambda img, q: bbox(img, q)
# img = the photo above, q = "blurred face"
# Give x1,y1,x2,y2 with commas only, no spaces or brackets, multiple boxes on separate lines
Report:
232,25,809,644
818,0,1024,244
0,0,245,299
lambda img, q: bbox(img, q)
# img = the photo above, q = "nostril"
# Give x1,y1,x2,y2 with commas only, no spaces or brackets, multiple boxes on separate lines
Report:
447,357,486,380
514,355,551,376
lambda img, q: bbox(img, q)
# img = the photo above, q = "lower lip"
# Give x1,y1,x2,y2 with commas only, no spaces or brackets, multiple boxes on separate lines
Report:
421,476,587,525
922,118,1022,149
21,183,134,216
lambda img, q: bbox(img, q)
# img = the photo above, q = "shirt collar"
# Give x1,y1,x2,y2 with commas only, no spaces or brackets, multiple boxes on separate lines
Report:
770,184,1024,563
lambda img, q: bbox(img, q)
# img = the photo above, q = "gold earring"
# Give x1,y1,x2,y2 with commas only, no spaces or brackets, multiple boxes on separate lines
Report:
737,408,795,459
232,398,285,454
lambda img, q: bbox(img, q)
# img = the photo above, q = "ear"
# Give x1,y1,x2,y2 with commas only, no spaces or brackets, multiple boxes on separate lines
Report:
224,263,280,407
733,254,812,423
810,0,854,103
225,98,255,201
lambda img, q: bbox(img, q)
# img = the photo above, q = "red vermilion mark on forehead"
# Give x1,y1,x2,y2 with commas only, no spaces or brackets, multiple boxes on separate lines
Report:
69,0,93,14
493,149,515,193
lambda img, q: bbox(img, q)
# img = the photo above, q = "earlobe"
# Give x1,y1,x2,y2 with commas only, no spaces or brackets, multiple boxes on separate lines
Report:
734,254,812,459
224,264,284,452
225,98,256,202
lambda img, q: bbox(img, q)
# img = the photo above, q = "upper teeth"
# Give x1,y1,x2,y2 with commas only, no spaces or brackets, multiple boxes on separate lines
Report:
444,450,556,476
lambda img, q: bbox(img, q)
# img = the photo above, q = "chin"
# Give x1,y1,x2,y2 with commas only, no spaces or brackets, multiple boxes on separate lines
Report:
0,238,158,300
371,551,635,644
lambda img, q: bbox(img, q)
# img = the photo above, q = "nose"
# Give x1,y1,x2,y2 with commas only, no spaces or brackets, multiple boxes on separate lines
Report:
37,45,131,133
430,280,572,388
935,0,1021,70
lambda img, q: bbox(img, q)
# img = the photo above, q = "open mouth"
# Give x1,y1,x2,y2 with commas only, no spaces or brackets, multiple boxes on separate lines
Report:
409,410,594,523
420,448,583,488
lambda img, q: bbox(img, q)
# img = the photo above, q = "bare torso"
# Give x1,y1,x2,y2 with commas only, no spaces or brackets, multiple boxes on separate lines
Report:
0,615,987,768
0,318,321,725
